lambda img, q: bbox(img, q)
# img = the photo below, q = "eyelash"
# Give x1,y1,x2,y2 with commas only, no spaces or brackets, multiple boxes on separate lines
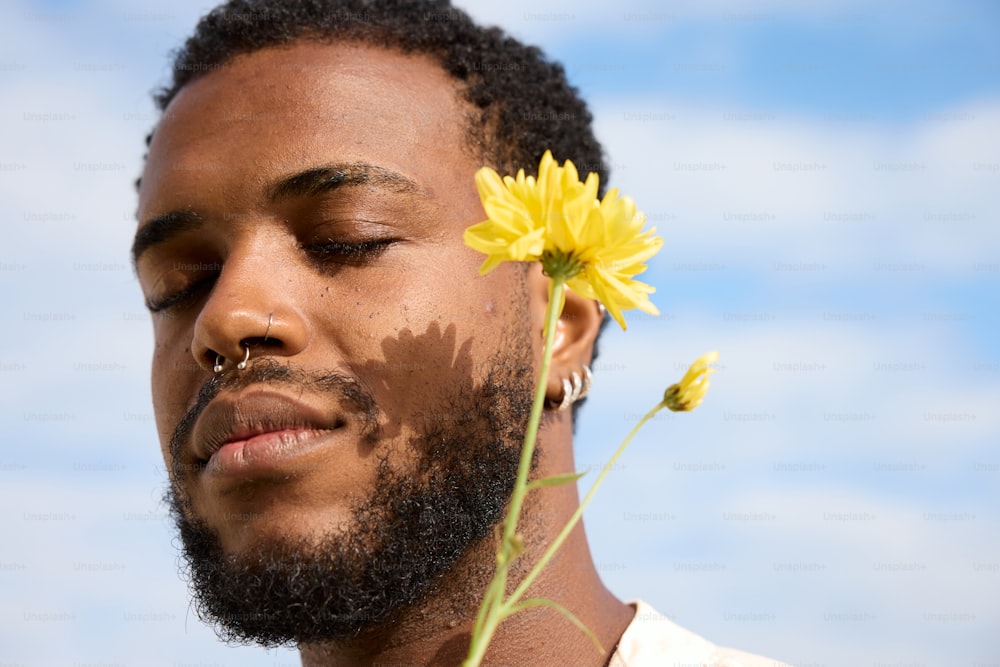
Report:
145,239,395,313
146,275,215,314
301,238,396,263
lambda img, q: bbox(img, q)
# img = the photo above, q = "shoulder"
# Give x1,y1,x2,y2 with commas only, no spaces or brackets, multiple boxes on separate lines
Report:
609,600,793,667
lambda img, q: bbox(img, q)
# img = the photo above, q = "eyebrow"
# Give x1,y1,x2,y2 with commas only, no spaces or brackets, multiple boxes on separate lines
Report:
131,162,423,266
267,162,421,202
131,209,202,266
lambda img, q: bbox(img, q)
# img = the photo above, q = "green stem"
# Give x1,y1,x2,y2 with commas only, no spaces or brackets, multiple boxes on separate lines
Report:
508,400,665,605
463,278,566,666
502,278,565,546
470,556,506,639
465,603,502,666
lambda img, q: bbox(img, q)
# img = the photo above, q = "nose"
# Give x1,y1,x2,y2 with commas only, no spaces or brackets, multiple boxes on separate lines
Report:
190,247,308,373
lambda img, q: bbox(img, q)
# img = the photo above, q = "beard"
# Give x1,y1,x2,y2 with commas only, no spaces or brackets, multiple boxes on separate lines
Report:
164,326,535,648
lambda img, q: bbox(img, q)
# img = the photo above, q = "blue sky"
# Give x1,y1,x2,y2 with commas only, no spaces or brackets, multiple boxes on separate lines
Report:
1,1,997,665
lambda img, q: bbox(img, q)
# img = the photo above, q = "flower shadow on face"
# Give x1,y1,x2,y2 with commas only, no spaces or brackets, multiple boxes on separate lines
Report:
349,320,475,447
349,316,536,481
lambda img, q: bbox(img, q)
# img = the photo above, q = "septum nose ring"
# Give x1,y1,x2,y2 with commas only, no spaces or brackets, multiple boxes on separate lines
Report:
236,344,250,370
213,344,250,373
212,312,271,374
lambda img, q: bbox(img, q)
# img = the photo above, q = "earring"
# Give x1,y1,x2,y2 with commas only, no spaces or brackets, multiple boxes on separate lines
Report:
213,355,224,373
569,371,584,402
578,365,593,401
550,365,594,411
236,345,250,370
556,377,574,412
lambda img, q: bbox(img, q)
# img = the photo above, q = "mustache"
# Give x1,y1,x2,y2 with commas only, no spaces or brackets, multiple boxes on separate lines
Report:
168,358,380,468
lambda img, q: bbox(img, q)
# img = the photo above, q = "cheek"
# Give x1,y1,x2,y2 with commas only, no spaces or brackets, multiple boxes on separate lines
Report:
341,265,520,419
149,325,201,458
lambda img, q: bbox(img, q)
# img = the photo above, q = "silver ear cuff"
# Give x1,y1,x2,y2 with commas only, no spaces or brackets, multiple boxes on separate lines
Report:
553,365,593,412
577,366,593,401
556,377,574,412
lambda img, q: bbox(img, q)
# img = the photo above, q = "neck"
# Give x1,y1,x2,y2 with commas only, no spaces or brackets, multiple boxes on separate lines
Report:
300,420,633,666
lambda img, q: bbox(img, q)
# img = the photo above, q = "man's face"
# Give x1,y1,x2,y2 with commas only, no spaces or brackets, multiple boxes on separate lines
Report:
135,42,539,643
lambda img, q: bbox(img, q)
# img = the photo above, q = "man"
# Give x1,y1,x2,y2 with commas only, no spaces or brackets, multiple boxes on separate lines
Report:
133,1,790,664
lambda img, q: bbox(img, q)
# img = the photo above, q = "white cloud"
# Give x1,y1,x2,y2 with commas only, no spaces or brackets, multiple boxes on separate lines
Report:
591,96,1000,276
589,483,998,665
457,0,887,43
580,314,999,465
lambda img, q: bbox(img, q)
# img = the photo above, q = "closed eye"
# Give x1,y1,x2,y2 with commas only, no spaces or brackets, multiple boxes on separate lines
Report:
145,274,217,313
301,238,396,264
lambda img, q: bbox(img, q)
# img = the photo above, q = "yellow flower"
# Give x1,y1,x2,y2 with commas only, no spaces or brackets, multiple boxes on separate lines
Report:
662,351,718,412
463,150,663,329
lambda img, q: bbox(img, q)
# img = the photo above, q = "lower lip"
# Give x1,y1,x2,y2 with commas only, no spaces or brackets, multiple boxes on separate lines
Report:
205,428,336,476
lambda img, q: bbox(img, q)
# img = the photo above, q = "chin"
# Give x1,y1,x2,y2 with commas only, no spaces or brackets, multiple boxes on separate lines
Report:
194,496,354,556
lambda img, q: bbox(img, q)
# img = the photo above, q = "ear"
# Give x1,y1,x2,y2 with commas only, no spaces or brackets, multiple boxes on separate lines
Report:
525,264,604,408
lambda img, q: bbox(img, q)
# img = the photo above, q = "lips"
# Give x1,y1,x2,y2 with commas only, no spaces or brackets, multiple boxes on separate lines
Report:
186,390,346,474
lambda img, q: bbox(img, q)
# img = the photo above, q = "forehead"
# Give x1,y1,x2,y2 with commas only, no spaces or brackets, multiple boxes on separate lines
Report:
139,41,474,216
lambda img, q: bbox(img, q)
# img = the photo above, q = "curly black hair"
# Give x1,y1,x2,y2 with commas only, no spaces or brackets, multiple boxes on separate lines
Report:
152,0,609,191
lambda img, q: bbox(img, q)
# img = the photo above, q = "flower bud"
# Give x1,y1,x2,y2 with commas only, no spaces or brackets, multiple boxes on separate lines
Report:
663,351,718,412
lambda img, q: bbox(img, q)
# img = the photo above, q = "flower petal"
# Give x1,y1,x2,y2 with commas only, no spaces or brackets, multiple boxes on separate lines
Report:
464,151,664,327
